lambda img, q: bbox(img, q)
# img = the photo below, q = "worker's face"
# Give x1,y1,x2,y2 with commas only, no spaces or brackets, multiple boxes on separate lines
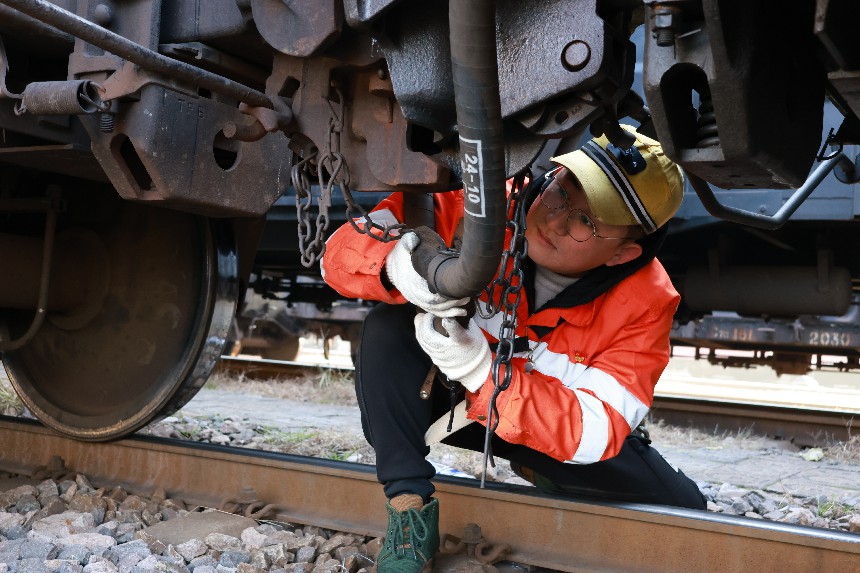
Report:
525,168,642,277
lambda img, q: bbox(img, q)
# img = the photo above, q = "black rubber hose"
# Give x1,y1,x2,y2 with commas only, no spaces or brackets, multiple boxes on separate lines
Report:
424,0,507,298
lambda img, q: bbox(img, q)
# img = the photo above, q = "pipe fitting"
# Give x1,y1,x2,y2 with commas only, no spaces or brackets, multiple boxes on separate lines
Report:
21,80,106,115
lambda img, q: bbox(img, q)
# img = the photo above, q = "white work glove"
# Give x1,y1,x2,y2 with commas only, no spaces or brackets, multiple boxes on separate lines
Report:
414,312,491,393
385,231,469,318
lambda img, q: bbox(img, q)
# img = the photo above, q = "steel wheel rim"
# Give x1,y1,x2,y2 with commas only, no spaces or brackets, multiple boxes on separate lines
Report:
2,201,237,440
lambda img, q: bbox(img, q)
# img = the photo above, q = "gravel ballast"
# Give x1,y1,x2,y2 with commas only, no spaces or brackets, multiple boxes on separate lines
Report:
0,473,382,573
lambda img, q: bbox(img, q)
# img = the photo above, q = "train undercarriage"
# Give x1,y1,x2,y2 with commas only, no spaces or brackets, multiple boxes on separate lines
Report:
1,0,859,439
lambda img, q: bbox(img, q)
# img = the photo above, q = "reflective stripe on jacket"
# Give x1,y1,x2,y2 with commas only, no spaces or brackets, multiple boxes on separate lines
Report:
321,190,679,464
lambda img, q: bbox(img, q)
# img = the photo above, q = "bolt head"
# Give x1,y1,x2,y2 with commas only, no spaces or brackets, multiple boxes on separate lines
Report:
653,13,675,28
562,40,591,72
93,4,113,25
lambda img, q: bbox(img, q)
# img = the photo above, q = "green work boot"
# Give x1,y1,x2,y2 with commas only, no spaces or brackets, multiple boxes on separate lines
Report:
375,495,440,573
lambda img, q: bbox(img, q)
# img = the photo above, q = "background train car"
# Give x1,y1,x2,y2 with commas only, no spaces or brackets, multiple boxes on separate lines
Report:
0,0,858,440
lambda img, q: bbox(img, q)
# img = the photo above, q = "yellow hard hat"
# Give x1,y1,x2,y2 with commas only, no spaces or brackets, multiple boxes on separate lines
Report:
550,125,684,234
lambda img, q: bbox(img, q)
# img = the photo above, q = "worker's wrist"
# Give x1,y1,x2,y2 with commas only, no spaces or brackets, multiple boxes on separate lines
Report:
380,265,395,291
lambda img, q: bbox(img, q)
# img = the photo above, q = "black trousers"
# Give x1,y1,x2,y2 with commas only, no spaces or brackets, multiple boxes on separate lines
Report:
355,302,706,510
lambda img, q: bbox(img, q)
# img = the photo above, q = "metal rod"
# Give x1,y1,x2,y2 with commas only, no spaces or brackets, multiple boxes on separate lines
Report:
0,189,59,352
686,152,852,230
0,0,273,109
0,197,56,212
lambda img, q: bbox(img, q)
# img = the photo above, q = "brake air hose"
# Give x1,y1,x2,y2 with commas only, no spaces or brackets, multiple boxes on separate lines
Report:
416,0,507,298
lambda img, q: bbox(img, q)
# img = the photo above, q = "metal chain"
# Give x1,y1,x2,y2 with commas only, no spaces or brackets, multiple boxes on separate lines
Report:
320,87,408,244
292,148,321,267
334,81,406,242
294,85,406,260
341,185,409,242
294,87,353,267
477,171,530,487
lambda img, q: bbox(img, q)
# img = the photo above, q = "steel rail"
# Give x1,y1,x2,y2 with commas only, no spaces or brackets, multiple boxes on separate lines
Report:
216,355,351,377
650,396,858,446
0,417,858,573
216,355,858,445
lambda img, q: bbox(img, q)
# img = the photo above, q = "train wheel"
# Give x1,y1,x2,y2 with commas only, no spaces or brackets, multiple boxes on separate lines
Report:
1,198,237,441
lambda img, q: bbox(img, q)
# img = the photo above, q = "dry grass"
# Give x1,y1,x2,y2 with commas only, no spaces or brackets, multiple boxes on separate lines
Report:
816,496,858,519
0,371,24,416
205,369,357,406
647,415,860,464
644,416,769,449
825,433,860,464
258,427,374,462
205,368,860,469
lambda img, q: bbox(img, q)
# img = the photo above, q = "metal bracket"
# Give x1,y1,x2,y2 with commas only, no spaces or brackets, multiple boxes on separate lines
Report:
0,188,62,352
686,151,857,230
0,35,21,100
0,0,273,109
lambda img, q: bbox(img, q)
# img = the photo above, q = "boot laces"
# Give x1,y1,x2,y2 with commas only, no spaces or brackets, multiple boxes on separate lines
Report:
391,508,429,560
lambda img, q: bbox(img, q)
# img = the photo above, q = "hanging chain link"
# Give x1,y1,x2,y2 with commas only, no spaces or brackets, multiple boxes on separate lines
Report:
293,86,356,267
341,184,409,242
294,86,406,262
476,171,530,487
292,147,322,268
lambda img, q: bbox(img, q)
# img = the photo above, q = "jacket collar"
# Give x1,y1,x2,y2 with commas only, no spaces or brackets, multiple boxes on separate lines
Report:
523,223,668,334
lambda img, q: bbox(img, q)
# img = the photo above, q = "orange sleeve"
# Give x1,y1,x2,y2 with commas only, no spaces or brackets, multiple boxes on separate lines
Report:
321,194,406,303
321,191,466,303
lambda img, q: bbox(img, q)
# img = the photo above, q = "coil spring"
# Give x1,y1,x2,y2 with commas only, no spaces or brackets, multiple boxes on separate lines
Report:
99,112,115,133
695,96,719,148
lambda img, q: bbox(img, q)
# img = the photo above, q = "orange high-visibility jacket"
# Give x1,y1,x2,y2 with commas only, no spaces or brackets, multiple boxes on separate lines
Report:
321,189,680,464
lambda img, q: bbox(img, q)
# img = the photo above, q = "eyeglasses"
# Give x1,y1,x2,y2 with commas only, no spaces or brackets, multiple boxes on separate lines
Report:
539,174,633,243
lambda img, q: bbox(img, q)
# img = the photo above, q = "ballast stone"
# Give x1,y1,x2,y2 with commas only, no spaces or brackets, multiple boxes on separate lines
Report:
59,544,92,564
240,528,268,550
82,561,119,573
0,511,25,535
187,555,218,570
205,533,242,552
176,538,208,561
219,549,251,568
31,512,97,536
19,539,58,560
107,539,152,564
143,513,257,547
294,546,316,563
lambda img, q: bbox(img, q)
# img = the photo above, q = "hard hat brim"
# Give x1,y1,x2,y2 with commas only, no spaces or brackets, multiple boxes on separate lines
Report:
550,149,639,228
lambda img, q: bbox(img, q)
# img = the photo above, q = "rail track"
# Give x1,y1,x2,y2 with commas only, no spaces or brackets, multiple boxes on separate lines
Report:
217,356,860,446
0,416,858,573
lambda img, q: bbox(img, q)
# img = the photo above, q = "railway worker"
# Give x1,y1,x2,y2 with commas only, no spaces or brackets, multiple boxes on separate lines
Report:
322,125,706,573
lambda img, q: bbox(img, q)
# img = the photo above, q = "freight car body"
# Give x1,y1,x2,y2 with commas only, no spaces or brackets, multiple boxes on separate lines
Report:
0,0,858,440
227,190,387,363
